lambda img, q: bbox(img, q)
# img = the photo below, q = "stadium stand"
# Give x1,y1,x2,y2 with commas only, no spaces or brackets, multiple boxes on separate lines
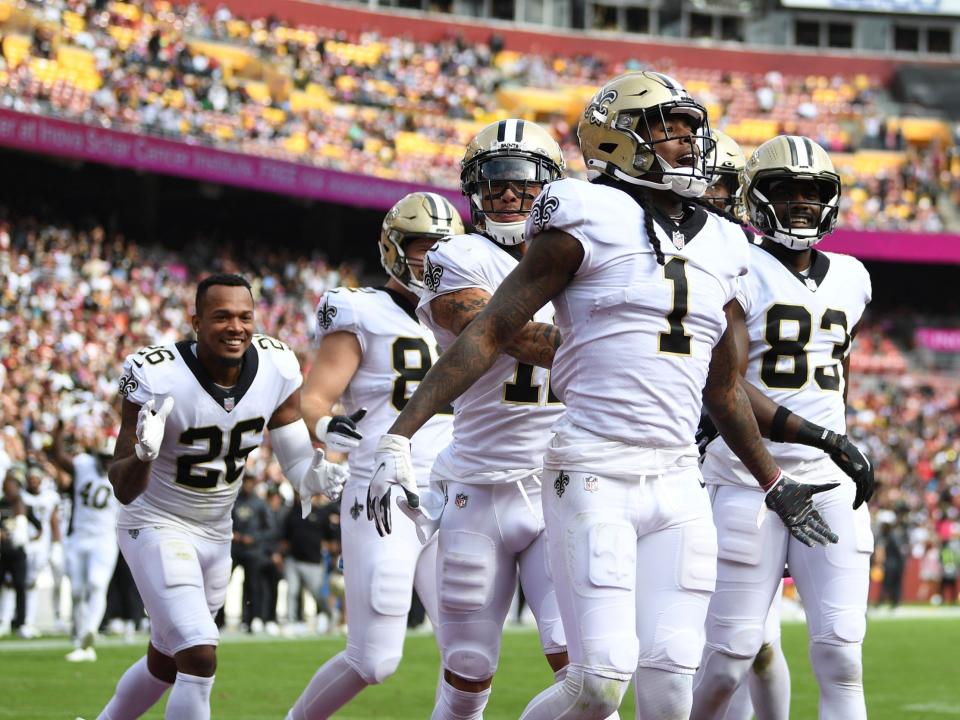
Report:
0,0,957,231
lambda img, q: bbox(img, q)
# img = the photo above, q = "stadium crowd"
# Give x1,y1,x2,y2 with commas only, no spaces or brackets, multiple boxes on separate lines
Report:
0,0,957,231
2,204,959,638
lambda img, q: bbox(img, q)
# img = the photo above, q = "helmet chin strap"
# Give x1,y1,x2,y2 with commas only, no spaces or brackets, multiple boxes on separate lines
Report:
656,157,708,198
482,217,526,246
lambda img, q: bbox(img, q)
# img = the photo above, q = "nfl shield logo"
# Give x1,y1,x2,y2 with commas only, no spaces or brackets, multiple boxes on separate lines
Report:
224,396,235,411
584,476,599,493
805,277,819,291
671,230,686,250
455,493,468,509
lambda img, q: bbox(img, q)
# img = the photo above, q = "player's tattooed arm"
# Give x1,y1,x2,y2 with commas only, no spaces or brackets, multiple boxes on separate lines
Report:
703,306,781,489
390,229,582,438
430,287,562,368
108,399,155,504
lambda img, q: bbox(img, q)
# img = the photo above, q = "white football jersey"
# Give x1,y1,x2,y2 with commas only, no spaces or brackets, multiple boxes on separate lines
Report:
703,244,871,486
23,488,59,547
69,453,119,539
418,233,563,480
525,178,749,449
315,287,452,486
117,335,302,541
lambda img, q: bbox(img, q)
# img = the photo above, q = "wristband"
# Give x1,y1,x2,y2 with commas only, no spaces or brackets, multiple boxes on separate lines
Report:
770,406,791,443
761,467,782,493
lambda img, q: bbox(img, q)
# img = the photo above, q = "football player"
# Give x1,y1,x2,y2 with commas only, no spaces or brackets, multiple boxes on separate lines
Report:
285,192,459,719
703,129,747,221
47,423,121,662
94,274,358,720
20,463,61,638
367,120,578,720
691,136,874,720
367,73,841,720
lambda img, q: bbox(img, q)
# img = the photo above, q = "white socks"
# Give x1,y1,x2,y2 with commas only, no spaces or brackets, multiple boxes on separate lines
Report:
691,647,755,720
431,678,492,720
164,672,214,720
287,651,370,720
747,639,791,720
97,656,171,720
810,642,866,720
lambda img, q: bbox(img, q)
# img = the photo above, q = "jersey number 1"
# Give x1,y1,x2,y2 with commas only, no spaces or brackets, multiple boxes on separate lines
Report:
659,257,693,356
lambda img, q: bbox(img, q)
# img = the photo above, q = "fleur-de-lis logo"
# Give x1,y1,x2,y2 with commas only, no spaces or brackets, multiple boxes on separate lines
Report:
423,258,444,293
350,497,362,520
530,192,560,234
118,374,139,398
585,88,618,126
554,471,570,498
317,298,338,330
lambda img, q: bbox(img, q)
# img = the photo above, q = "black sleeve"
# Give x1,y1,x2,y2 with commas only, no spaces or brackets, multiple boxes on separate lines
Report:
26,507,41,533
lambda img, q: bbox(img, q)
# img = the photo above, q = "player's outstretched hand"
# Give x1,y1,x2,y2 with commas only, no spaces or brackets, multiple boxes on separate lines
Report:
299,449,349,518
316,408,366,454
135,397,174,462
367,434,418,537
762,471,840,547
820,431,875,509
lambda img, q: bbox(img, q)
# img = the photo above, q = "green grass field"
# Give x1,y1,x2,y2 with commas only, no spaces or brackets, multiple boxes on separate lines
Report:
2,615,958,719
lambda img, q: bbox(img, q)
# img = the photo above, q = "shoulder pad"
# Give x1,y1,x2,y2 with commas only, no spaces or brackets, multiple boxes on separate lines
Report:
252,334,301,381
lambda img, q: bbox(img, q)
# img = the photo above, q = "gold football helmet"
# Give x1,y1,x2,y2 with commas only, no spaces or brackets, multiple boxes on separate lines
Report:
461,119,565,246
704,129,747,219
380,192,464,295
743,135,841,249
577,71,714,198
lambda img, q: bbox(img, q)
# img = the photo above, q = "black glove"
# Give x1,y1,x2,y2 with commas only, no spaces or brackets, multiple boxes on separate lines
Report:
764,472,840,547
696,413,719,459
820,431,875,510
319,408,367,453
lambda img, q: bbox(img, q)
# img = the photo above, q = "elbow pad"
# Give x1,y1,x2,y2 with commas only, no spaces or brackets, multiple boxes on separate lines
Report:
270,419,315,485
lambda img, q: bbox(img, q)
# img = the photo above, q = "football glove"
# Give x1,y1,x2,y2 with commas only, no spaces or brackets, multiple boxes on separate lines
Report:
367,434,418,537
695,413,719,459
315,408,367,453
299,448,349,518
134,397,174,462
760,470,840,548
820,431,875,510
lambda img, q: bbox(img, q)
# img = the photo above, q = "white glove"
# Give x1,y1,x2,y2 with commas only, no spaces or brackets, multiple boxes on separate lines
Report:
299,448,349,518
315,408,367,453
49,541,64,573
366,434,418,537
398,481,447,545
135,397,174,462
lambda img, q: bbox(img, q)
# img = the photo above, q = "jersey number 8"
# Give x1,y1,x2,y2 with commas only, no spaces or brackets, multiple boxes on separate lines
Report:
761,304,849,391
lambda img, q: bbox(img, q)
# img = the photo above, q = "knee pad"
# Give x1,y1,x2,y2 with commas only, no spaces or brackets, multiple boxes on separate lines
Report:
346,648,402,685
810,641,863,687
370,561,415,617
565,665,631,719
438,531,495,613
815,604,867,645
705,617,765,660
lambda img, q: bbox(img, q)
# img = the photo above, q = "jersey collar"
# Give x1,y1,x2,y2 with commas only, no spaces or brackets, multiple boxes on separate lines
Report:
651,203,708,251
759,242,831,292
176,340,259,411
379,286,419,322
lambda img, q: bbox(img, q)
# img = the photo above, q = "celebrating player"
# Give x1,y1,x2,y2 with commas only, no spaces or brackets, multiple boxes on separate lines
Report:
94,274,358,720
47,423,120,662
285,192,459,719
368,72,840,720
369,120,576,720
691,136,874,720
